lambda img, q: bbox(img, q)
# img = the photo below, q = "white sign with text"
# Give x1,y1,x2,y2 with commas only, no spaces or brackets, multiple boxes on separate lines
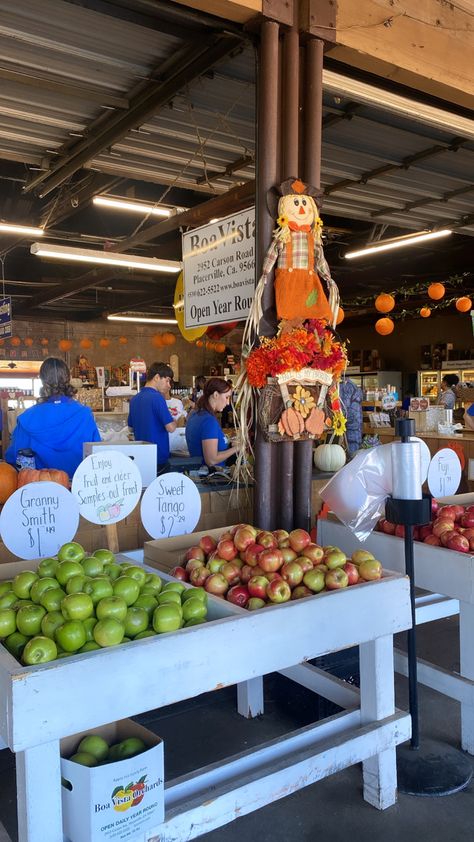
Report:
427,448,462,499
72,450,142,525
182,206,255,328
140,472,201,538
0,482,80,560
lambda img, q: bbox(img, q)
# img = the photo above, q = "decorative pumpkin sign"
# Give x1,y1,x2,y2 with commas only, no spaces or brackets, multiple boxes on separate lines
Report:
17,468,69,488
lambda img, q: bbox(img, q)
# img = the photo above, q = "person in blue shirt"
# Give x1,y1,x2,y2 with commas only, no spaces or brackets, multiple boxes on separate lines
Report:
5,357,101,478
128,361,177,473
186,378,239,469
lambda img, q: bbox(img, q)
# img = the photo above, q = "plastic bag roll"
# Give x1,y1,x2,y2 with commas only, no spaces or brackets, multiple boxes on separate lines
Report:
391,441,422,500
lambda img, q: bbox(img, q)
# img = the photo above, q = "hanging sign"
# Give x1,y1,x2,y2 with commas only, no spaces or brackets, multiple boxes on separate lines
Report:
140,472,201,538
0,482,79,560
95,366,105,387
71,450,142,525
182,206,255,328
427,448,462,498
0,297,12,339
129,358,147,372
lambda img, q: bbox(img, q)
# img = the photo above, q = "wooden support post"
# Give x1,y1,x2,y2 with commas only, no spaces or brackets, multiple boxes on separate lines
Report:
237,676,265,718
105,522,120,554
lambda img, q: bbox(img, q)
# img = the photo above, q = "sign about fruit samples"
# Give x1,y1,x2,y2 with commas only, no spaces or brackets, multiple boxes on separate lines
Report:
72,450,142,525
427,448,462,498
0,481,80,559
140,472,201,538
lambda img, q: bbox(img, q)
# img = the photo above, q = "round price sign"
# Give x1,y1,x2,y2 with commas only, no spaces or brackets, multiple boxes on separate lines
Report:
140,472,201,539
72,450,142,525
0,482,80,560
427,448,462,499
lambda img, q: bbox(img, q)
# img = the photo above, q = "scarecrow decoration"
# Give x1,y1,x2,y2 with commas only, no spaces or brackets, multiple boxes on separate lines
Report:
237,178,347,454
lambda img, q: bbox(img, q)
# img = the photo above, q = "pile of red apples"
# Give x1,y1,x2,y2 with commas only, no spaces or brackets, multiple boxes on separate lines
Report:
170,524,383,610
378,500,474,554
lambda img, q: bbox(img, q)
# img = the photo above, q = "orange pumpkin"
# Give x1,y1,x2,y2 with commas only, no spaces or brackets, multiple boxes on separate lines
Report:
10,336,21,347
151,334,163,348
119,336,128,345
428,283,445,300
456,297,472,313
420,307,431,318
58,339,72,352
99,338,110,348
24,337,34,347
375,317,394,336
80,338,92,350
375,293,395,314
0,462,18,503
17,468,69,488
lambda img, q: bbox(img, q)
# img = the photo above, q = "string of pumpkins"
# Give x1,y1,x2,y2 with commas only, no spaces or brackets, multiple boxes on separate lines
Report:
374,285,472,336
195,339,227,353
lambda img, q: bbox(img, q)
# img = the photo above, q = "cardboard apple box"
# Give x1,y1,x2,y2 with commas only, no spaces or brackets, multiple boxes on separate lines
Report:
144,526,236,574
61,719,164,842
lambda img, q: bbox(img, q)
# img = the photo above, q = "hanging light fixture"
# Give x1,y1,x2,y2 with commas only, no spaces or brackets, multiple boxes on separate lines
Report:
107,314,177,324
93,195,173,217
31,243,181,274
345,230,452,259
0,223,44,237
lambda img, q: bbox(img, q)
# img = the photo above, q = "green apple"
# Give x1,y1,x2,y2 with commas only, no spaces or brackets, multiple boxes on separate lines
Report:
133,594,158,618
16,604,46,637
22,635,57,665
96,596,127,622
77,735,109,762
57,651,74,659
107,744,122,762
83,617,98,642
184,618,207,626
61,593,94,621
69,752,98,767
123,607,148,638
152,603,182,634
0,608,16,639
117,738,146,759
0,581,13,597
41,611,65,639
30,578,58,604
4,631,28,660
162,581,186,595
181,587,207,604
13,599,34,611
113,576,140,606
157,590,181,606
83,577,113,604
134,629,157,639
40,588,66,613
142,573,162,595
81,556,104,578
37,557,58,578
56,561,84,587
303,568,326,593
55,620,87,652
12,571,39,599
66,575,91,595
93,618,125,647
119,562,133,570
79,641,101,653
57,542,86,564
103,563,122,581
121,565,147,588
0,591,18,610
93,549,116,565
182,598,207,623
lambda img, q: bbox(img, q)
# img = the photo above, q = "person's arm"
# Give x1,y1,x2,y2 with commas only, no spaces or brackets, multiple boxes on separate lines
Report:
464,404,474,430
202,438,238,467
165,419,177,433
4,420,28,467
156,393,177,433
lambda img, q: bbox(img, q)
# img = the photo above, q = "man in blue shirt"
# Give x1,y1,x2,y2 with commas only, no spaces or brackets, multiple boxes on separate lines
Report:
128,362,177,472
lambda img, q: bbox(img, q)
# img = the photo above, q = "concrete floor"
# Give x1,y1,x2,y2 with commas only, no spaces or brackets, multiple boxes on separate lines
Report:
0,614,473,842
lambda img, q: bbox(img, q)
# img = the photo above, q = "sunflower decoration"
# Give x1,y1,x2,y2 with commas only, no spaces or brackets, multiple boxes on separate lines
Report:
276,214,288,228
291,385,315,419
314,216,323,233
332,410,347,437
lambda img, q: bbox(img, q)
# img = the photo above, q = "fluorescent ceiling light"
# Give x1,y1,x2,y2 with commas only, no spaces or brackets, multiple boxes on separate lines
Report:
30,243,181,273
0,223,44,237
93,195,171,217
345,229,452,259
107,314,177,324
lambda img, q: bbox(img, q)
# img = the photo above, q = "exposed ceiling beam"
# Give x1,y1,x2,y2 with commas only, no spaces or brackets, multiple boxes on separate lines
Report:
0,67,129,109
39,173,123,228
24,34,243,198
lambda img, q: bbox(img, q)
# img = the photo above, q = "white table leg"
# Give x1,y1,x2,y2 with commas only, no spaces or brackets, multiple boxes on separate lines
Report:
237,677,264,718
360,635,398,809
459,600,474,754
16,741,62,842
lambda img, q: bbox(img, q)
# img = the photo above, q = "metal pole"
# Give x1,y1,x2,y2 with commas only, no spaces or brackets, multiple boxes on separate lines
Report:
404,524,420,750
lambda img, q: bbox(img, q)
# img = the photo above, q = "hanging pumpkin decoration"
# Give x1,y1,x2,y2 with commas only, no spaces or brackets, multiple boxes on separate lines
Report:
456,296,472,313
151,334,163,348
58,339,72,352
99,338,110,348
40,338,49,346
336,306,344,325
162,332,176,346
215,342,226,353
375,293,395,313
205,341,215,350
24,337,34,347
119,336,128,345
10,336,21,347
80,338,92,350
420,307,431,318
375,317,394,336
0,462,18,503
196,339,204,348
428,282,445,300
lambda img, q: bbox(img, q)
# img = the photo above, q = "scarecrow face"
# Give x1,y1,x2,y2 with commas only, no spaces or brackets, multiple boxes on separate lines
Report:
282,194,315,227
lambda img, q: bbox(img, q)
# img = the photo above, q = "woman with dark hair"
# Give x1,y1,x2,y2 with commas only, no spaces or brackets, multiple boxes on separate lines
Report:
185,377,240,468
438,373,459,410
5,357,100,477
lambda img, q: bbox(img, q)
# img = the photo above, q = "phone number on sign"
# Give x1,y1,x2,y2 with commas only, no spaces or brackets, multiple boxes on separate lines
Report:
188,285,221,298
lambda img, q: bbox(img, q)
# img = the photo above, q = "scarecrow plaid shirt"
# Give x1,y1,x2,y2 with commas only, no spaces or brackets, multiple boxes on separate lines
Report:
263,234,331,280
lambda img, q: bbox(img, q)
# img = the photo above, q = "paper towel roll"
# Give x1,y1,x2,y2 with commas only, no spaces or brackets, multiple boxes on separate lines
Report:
391,441,422,500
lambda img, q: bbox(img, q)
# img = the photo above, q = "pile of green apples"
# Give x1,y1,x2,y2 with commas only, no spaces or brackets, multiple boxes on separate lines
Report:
0,542,208,666
66,733,147,767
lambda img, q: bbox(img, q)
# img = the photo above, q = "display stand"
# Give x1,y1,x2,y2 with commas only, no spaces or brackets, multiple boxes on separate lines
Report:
385,418,472,796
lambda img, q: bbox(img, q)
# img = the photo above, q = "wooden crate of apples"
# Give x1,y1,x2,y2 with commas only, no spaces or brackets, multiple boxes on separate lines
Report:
170,525,382,609
378,500,474,554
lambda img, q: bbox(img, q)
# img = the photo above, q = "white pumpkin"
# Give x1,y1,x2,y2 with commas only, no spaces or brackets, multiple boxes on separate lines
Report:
314,443,346,472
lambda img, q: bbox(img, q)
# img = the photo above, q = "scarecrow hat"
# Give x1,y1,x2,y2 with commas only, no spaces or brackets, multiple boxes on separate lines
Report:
267,176,324,217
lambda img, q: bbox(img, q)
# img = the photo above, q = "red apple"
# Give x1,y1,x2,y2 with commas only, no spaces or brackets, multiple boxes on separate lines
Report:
273,529,290,547
234,527,257,552
358,559,382,581
256,530,278,550
432,519,456,538
199,535,217,555
280,561,304,588
325,549,347,570
289,529,311,553
233,558,243,570
185,546,205,562
424,534,441,546
418,525,433,541
296,556,313,574
170,566,188,581
207,557,226,574
440,529,458,547
466,506,474,516
266,579,291,603
469,538,474,552
351,549,375,565
461,528,474,540
453,505,466,522
317,564,328,573
431,499,440,516
381,520,396,535
252,565,266,578
240,564,254,584
394,525,405,538
461,513,474,529
291,585,313,600
244,543,265,567
189,566,211,587
446,533,470,553
325,568,349,590
248,575,270,599
220,561,241,584
266,572,283,583
205,573,229,596
227,585,250,608
219,530,233,542
300,543,325,564
280,547,297,564
259,548,284,573
185,557,205,573
343,561,360,586
437,506,457,521
217,539,238,561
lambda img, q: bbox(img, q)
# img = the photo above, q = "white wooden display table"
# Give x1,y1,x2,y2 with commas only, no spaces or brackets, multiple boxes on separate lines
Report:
319,518,474,755
0,553,411,842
